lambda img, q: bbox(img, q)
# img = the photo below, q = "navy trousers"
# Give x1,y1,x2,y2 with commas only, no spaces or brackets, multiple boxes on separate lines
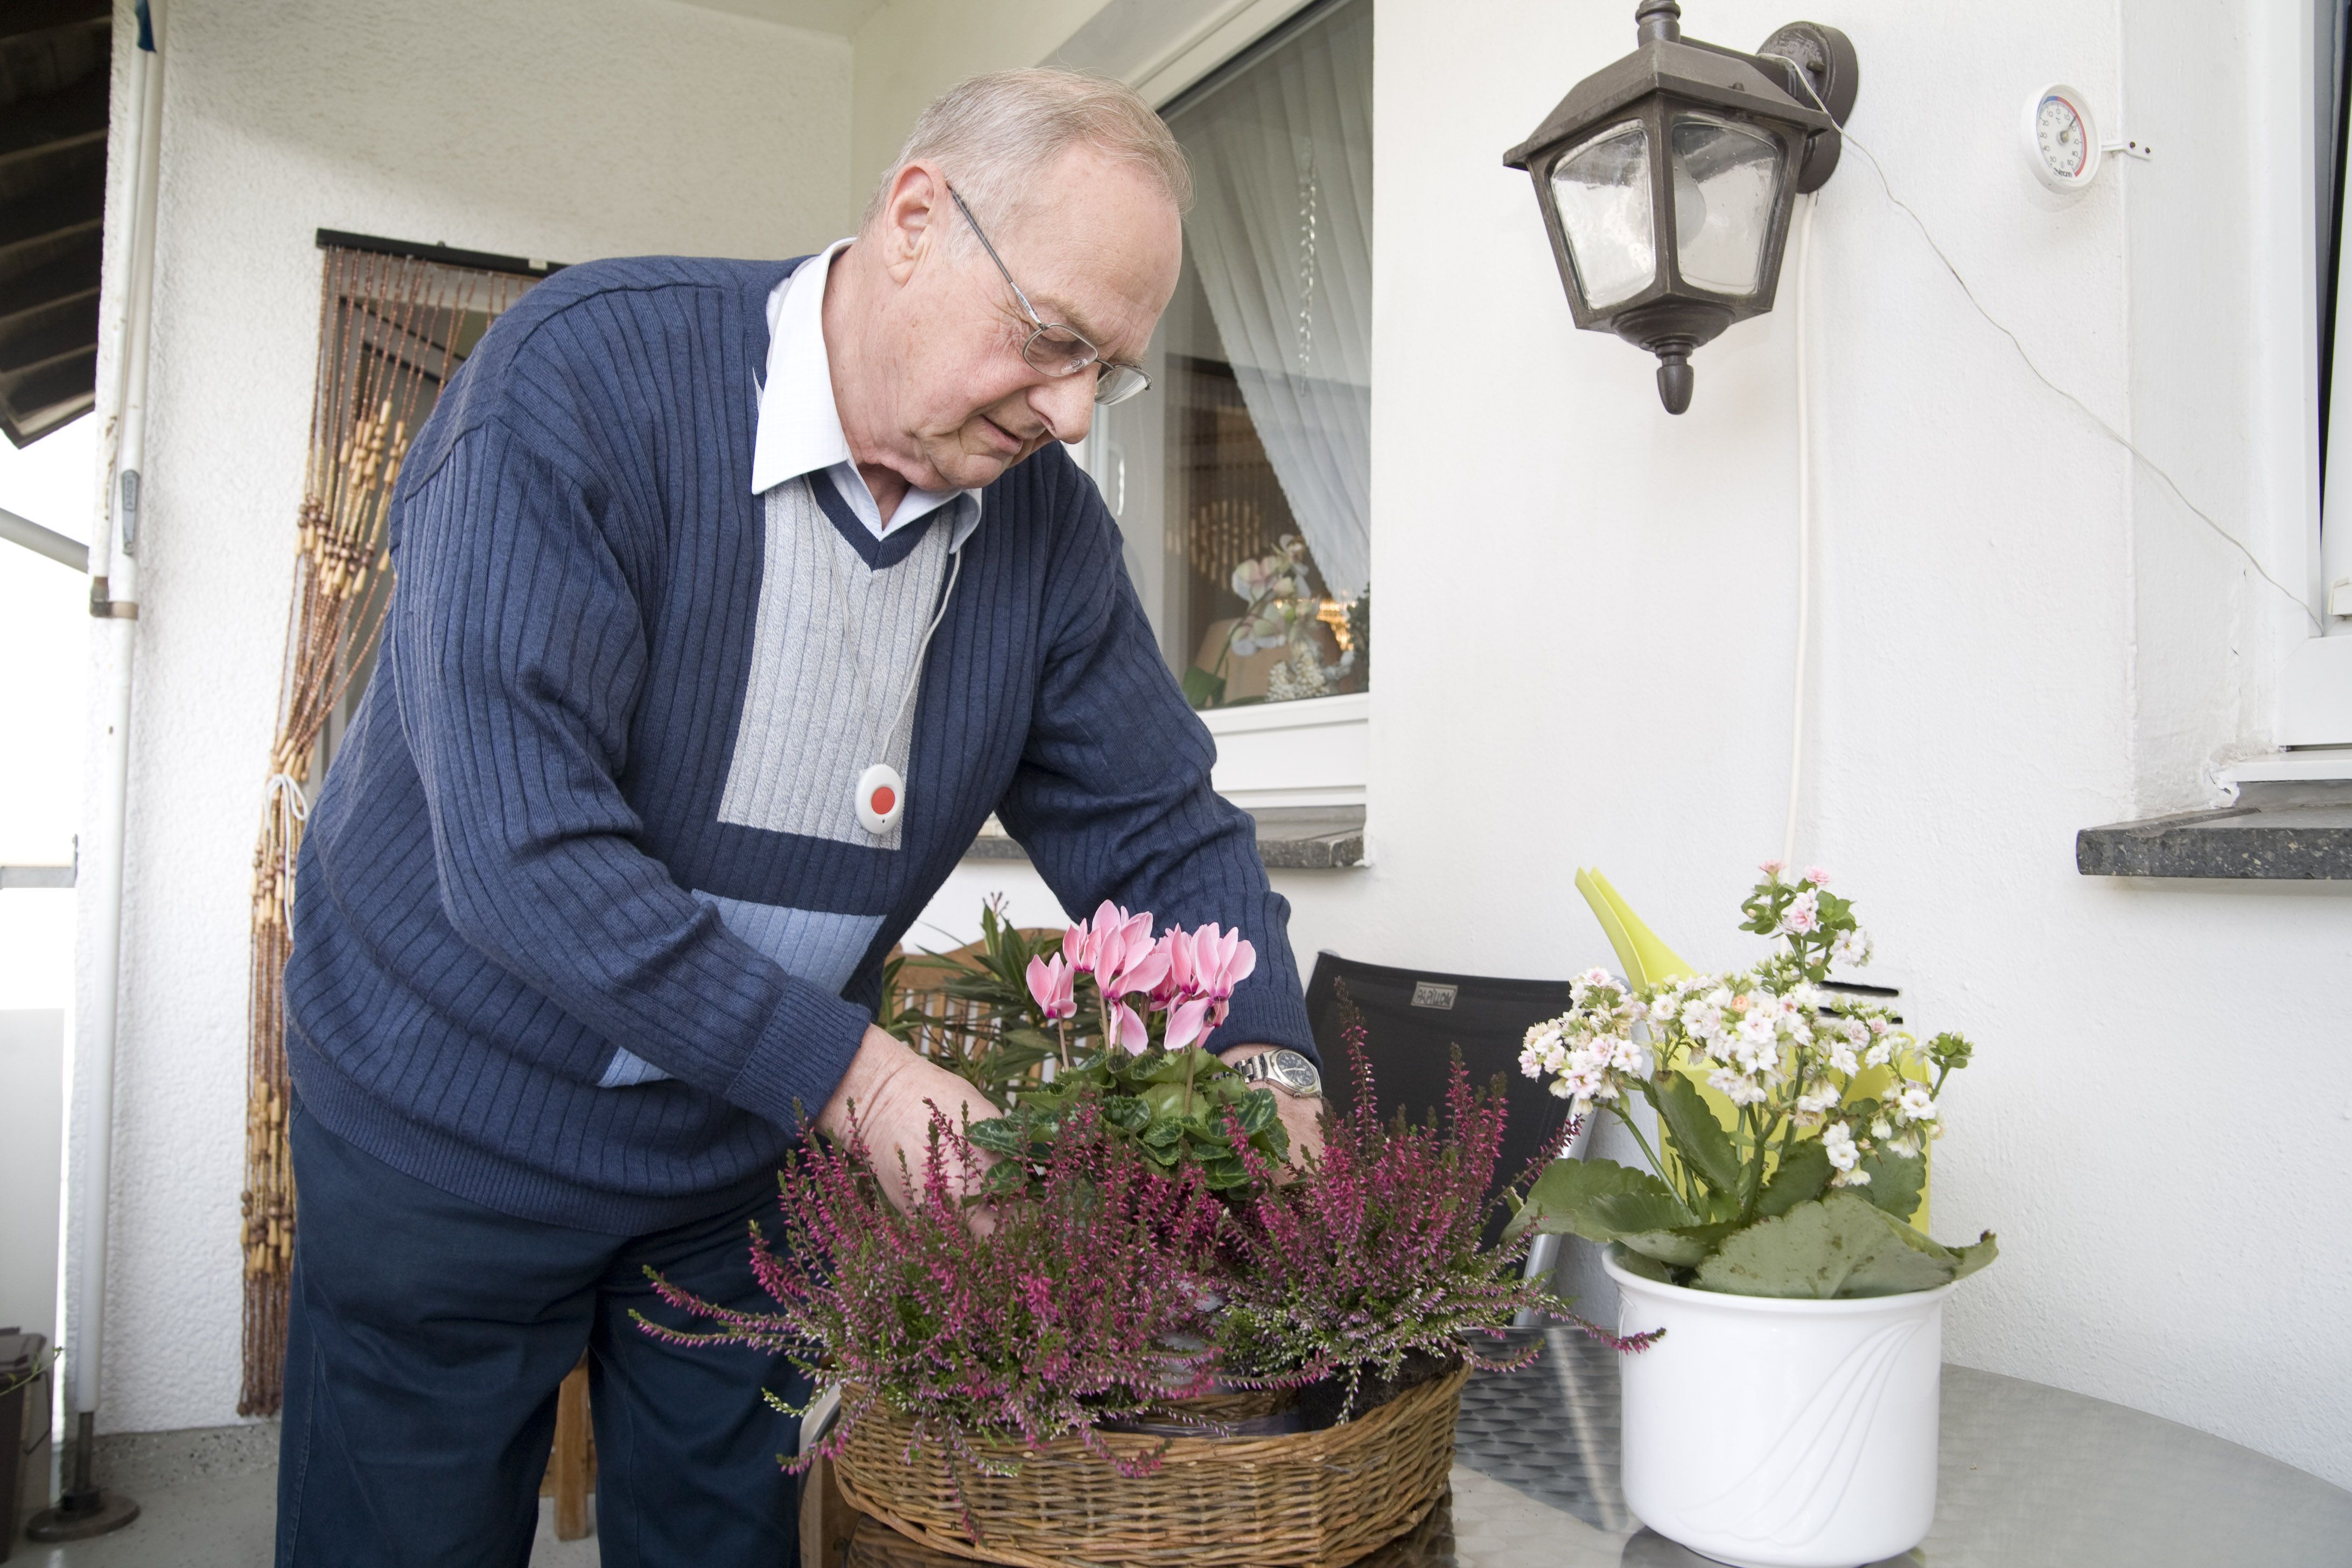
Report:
276,1100,808,1567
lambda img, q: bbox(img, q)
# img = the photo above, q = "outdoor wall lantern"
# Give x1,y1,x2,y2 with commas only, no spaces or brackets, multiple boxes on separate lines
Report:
1503,1,1858,413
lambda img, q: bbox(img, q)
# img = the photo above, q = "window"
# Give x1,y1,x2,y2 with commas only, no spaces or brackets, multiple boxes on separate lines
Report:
1092,0,1372,733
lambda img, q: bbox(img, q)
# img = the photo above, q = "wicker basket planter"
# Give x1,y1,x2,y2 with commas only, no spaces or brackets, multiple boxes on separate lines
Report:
831,1366,1471,1568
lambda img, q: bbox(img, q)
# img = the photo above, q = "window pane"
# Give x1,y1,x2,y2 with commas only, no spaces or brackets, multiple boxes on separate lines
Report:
1092,0,1372,711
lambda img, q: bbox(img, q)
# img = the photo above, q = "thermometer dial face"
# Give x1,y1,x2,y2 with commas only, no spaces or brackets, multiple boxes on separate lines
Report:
2024,84,2101,192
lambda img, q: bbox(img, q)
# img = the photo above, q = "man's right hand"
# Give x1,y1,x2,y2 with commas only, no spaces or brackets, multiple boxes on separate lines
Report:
815,1025,998,1214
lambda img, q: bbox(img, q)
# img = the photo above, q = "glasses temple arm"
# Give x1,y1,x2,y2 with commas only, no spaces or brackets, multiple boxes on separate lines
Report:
946,184,1046,327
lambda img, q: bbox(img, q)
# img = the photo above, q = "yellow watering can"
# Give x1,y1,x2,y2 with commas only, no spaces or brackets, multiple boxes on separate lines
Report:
1573,868,1930,1230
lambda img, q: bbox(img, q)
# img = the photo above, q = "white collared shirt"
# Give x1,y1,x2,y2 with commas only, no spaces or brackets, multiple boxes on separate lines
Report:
750,239,983,548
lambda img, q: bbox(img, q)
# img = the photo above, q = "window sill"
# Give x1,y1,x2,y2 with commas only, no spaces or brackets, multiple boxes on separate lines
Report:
1198,690,1369,736
967,805,1366,871
2076,774,2352,879
1199,692,1368,810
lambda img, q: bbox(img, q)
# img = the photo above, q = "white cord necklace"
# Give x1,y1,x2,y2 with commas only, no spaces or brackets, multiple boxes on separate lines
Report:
823,511,964,836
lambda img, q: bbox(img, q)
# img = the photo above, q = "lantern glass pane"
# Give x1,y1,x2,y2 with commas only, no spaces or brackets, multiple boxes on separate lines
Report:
1548,121,1654,312
1669,113,1782,296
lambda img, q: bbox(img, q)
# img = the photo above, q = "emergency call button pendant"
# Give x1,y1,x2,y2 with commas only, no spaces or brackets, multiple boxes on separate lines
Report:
856,762,905,835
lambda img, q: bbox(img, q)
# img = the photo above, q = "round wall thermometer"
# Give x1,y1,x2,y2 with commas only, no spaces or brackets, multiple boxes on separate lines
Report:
2024,83,2101,192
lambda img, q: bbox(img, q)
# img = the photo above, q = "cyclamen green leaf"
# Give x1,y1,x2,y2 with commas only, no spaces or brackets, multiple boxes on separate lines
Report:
1655,1073,1744,1198
1756,1137,1832,1217
965,1118,1025,1157
1102,1095,1153,1133
1506,1158,1685,1243
1236,1087,1280,1136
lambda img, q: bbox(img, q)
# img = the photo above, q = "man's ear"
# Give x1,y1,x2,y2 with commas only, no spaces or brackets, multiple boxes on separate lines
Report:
879,162,948,286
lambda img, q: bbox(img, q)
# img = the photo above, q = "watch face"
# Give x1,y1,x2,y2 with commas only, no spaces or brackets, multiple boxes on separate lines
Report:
1268,1049,1320,1094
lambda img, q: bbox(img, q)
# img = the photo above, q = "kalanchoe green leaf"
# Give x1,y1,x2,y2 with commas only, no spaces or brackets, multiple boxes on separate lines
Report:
1692,1192,1990,1299
1616,1223,1738,1268
1507,1157,1686,1243
1927,1032,1975,1074
1654,1073,1743,1196
1756,1137,1832,1217
1586,1189,1706,1241
1856,1144,1927,1221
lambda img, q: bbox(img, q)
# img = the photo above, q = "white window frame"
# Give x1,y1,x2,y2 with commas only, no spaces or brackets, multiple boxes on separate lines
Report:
2300,0,2352,750
1064,0,1370,809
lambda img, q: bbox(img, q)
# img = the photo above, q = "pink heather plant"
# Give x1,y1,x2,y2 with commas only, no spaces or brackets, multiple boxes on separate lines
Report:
1216,1022,1649,1415
637,1097,1234,1501
645,906,1647,1518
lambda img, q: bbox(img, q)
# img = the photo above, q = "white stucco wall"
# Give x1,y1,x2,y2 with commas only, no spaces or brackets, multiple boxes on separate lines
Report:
74,0,852,1436
907,0,2352,1489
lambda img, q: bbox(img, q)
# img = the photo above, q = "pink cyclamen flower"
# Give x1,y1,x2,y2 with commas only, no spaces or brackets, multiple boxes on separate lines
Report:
1153,928,1198,1007
1067,900,1152,981
1109,999,1151,1055
1191,924,1256,1006
1083,904,1167,999
1804,866,1832,886
1025,954,1076,1021
1163,997,1214,1054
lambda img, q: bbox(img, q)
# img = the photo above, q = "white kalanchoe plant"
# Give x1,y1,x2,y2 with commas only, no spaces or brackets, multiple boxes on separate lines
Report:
1507,866,1998,1299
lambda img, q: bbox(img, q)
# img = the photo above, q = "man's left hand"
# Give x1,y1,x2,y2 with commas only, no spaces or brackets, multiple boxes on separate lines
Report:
1216,1044,1325,1170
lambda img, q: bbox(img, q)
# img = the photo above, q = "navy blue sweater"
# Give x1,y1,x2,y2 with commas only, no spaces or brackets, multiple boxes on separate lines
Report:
285,255,1314,1233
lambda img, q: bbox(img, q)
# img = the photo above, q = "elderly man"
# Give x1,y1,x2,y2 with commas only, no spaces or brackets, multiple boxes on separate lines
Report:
276,69,1325,1568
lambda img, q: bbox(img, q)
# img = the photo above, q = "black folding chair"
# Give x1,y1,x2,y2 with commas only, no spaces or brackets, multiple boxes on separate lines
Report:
1303,952,1588,1254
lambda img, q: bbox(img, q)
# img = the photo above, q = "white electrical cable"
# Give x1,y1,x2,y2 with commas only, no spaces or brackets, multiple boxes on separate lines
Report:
1782,191,1819,873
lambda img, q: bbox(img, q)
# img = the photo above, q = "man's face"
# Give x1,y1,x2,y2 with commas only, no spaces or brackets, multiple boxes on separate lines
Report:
873,147,1182,493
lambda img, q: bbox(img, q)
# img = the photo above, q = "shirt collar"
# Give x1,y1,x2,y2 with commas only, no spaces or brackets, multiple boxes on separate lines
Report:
751,239,983,550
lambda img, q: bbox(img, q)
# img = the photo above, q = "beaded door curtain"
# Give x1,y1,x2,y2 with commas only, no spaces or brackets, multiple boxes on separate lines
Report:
239,246,541,1415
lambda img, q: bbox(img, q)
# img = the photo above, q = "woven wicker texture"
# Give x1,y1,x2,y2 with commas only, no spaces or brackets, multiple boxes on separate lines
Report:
832,1367,1468,1568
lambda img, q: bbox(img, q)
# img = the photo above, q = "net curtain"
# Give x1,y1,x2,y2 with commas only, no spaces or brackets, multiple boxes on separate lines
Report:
1175,0,1374,601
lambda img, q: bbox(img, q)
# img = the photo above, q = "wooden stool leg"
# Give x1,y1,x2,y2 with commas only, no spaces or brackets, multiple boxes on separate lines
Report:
552,1357,593,1541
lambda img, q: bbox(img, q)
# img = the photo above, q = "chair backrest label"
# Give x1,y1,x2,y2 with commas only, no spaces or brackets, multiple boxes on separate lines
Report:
1410,981,1458,1010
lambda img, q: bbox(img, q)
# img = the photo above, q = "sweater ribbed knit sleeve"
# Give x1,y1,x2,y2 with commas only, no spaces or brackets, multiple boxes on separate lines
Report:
995,466,1318,1064
389,416,871,1130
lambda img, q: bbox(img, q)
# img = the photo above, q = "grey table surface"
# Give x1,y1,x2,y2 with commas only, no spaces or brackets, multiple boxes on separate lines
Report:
845,1326,2352,1567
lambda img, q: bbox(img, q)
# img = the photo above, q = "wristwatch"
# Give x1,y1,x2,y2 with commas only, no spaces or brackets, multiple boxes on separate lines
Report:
1231,1048,1322,1098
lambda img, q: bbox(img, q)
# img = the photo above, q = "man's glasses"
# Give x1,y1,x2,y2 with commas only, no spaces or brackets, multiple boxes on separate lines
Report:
947,183,1152,407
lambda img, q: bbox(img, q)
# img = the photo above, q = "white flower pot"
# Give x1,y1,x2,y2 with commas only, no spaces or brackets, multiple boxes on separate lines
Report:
1603,1247,1954,1568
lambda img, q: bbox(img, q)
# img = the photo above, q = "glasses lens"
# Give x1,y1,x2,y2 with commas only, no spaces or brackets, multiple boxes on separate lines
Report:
1022,324,1096,378
1094,362,1151,405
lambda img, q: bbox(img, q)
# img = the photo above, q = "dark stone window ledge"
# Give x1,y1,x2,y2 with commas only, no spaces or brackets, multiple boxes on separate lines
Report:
965,805,1366,871
2077,782,2352,880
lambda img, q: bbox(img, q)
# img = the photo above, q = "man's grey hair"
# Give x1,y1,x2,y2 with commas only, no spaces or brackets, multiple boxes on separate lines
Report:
861,69,1193,242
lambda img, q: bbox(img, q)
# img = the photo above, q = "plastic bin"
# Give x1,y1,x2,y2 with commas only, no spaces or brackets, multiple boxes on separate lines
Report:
0,1329,51,1563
